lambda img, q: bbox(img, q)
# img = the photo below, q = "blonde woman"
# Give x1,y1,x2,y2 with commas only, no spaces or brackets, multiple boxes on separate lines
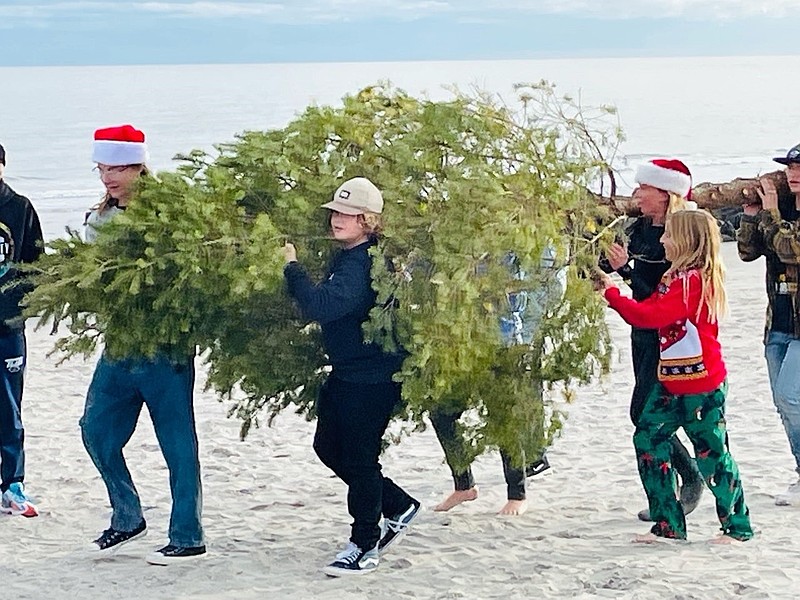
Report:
601,158,704,521
600,209,753,543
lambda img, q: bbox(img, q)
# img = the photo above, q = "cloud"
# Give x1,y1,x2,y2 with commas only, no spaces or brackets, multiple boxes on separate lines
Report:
1,0,798,24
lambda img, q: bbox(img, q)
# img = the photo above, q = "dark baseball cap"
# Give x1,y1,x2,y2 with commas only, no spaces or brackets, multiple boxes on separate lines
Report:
0,143,5,166
774,143,800,165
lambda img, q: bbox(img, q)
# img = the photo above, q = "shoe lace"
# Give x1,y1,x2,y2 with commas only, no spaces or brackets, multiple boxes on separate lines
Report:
384,517,406,533
385,503,418,532
334,542,362,563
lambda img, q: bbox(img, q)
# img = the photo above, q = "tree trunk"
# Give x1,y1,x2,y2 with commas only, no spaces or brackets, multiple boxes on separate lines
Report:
601,169,788,215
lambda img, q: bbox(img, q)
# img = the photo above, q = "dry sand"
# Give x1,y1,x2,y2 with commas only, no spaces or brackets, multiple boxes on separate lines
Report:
2,242,799,600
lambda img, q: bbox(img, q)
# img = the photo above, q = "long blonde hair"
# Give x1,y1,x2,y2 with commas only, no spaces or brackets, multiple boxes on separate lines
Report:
666,191,690,215
664,209,727,322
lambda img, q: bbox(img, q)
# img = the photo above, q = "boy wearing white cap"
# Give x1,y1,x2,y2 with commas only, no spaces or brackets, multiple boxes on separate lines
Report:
283,177,420,577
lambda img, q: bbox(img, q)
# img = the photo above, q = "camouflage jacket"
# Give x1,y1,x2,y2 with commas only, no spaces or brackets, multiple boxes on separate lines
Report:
737,209,800,340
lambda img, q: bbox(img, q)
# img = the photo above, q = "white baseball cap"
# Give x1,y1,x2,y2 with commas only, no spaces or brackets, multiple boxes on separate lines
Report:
321,177,384,215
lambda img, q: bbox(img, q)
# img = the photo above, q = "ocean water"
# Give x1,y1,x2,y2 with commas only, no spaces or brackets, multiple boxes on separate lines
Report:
2,55,799,240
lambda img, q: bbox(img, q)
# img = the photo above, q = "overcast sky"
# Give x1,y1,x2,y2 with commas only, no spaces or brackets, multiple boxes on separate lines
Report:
2,0,800,66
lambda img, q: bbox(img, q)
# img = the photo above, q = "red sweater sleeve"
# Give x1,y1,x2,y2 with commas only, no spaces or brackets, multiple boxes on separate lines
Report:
604,273,701,329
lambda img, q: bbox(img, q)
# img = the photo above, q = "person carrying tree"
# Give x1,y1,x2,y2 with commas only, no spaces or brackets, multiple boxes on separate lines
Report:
80,125,206,565
599,208,753,544
600,158,705,521
283,177,420,577
430,247,564,516
0,142,44,518
738,142,800,507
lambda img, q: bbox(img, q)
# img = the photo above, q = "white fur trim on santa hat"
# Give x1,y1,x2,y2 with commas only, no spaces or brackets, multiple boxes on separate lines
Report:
634,162,691,197
92,140,149,166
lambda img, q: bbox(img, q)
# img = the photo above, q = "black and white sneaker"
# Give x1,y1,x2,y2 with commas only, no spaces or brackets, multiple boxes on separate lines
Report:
146,544,207,565
88,520,147,554
525,455,551,478
378,499,421,555
322,542,380,577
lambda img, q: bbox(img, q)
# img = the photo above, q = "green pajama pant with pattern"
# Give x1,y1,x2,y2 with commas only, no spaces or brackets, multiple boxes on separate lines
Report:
633,381,753,541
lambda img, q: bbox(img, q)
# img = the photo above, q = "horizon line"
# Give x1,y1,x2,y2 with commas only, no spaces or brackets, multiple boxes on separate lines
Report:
2,51,799,69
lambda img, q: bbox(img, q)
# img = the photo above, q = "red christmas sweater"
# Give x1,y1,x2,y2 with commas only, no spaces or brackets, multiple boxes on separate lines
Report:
604,269,727,395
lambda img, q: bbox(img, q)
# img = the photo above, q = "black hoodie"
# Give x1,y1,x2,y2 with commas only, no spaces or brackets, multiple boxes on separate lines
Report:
284,239,405,383
0,179,44,334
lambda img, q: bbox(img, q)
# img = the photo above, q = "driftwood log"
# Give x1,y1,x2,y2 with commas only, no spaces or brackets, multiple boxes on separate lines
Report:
602,169,788,215
599,169,790,241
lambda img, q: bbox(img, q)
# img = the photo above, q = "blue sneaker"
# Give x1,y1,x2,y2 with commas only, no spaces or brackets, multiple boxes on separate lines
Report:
1,482,38,518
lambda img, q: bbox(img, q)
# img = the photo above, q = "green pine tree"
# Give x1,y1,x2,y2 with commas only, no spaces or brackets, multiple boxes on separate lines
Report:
22,81,621,461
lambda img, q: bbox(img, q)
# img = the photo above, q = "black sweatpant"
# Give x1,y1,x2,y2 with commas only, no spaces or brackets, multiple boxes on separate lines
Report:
429,408,545,501
313,376,416,551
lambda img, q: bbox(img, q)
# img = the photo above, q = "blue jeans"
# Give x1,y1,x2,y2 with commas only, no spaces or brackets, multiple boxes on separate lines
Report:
765,330,800,473
80,352,204,547
0,331,26,491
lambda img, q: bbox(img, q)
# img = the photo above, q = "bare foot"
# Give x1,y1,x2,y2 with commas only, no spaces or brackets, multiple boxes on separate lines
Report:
709,534,743,545
498,499,528,516
632,532,668,544
433,487,478,512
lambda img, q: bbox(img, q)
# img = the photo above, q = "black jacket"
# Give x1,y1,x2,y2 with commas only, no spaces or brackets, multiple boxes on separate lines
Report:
0,179,44,334
284,239,405,383
601,217,669,301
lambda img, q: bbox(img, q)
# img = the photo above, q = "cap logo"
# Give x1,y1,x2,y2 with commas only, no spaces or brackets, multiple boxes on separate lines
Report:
338,190,351,199
789,148,800,161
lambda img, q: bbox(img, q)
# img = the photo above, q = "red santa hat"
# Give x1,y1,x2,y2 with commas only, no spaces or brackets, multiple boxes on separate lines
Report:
92,124,148,166
634,158,692,199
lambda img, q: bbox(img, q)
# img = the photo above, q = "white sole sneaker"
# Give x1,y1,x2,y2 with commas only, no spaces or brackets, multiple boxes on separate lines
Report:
146,547,207,565
322,555,379,577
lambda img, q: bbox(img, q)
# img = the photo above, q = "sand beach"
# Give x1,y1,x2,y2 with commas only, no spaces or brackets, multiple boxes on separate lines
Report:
2,242,799,600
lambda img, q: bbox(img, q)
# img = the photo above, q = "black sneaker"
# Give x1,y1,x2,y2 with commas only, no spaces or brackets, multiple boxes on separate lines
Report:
146,544,207,565
525,455,551,478
88,520,147,554
378,499,421,555
322,542,379,577
679,477,704,515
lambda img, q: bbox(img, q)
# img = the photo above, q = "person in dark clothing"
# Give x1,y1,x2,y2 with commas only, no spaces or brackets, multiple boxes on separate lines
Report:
601,158,705,522
283,177,420,578
738,143,800,506
0,143,44,518
431,248,564,516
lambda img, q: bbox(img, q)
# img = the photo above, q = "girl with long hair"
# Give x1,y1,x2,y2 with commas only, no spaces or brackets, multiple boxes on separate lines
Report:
600,209,753,543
